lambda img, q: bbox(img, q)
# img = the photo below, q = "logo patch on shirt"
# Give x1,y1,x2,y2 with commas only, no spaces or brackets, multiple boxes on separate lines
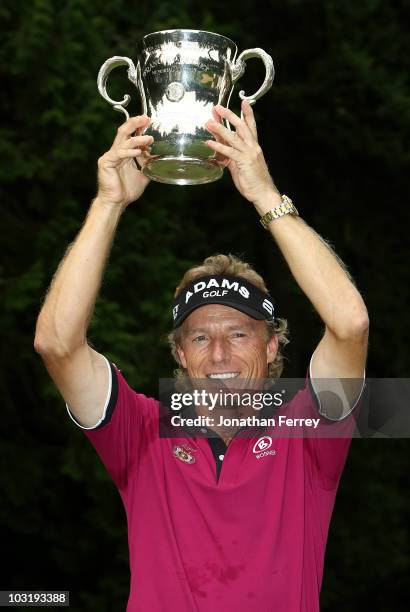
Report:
173,444,196,464
252,436,276,460
253,436,272,453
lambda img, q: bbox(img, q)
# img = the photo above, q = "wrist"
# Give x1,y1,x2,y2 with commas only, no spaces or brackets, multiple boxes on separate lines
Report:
251,188,283,216
92,196,126,216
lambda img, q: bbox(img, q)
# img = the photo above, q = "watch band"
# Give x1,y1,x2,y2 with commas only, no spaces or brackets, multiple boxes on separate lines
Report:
260,195,299,230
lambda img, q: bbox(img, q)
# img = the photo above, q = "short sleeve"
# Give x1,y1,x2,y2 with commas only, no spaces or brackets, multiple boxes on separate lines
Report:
305,386,355,487
308,354,366,421
284,372,360,489
67,360,158,491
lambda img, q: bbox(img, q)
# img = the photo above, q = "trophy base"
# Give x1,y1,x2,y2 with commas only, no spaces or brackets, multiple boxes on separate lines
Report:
142,156,223,186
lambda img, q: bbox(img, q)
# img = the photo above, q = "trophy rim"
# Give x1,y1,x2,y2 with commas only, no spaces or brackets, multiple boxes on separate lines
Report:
140,29,237,51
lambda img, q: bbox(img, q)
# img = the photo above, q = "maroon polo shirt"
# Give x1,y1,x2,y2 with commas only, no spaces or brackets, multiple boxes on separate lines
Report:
67,357,356,611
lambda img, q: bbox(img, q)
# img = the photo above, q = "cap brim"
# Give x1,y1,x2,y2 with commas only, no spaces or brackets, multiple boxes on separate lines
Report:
174,299,270,328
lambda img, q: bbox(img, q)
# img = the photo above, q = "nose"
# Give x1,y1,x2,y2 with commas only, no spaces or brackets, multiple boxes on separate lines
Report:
210,338,230,364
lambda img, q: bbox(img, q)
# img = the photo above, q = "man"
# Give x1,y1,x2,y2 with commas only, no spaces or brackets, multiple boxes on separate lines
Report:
34,100,369,611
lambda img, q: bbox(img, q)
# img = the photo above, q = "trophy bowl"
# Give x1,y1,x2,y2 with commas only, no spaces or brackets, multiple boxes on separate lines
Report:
98,29,274,186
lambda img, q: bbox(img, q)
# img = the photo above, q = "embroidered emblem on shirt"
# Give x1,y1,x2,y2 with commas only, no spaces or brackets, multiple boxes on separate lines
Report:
252,436,276,460
252,436,273,453
173,445,196,464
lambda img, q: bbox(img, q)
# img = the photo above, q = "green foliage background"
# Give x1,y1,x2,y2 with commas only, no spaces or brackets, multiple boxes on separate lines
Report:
0,0,409,609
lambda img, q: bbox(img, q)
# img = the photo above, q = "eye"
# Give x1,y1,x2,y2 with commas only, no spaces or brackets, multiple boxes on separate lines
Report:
232,332,246,338
193,335,208,343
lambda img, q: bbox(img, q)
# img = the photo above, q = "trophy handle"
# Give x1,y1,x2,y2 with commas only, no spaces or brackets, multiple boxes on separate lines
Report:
231,48,275,106
97,56,138,120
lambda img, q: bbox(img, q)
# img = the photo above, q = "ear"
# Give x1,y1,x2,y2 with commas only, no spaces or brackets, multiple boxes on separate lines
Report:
176,345,188,369
266,334,279,365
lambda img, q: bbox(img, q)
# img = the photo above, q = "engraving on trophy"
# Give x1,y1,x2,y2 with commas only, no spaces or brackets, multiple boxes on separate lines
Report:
142,55,162,76
145,66,177,76
166,82,185,102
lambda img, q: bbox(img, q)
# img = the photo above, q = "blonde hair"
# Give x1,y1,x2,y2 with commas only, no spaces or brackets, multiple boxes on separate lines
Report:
168,254,289,379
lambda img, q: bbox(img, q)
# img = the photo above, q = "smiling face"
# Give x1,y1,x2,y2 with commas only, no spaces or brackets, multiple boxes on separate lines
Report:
176,304,278,382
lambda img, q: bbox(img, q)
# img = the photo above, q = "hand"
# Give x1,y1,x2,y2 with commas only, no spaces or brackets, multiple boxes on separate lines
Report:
204,100,278,204
97,115,154,209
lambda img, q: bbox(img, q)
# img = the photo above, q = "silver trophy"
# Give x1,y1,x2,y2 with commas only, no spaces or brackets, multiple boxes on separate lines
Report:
97,29,274,185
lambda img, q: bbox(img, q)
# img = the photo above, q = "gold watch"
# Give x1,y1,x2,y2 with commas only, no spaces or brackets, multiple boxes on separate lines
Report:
260,195,299,230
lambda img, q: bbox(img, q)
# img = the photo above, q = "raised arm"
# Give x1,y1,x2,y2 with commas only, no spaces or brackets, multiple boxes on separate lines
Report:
205,102,369,395
34,116,154,427
252,194,369,377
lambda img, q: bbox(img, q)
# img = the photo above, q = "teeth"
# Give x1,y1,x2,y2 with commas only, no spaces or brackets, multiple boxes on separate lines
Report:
207,373,239,380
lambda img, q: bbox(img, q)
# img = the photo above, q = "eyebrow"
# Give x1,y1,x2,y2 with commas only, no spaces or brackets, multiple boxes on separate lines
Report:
184,322,256,337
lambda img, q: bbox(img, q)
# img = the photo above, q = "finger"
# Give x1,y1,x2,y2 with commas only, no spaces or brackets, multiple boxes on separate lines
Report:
121,134,154,149
113,115,151,145
212,106,222,124
205,120,247,152
205,114,230,166
118,148,145,159
213,105,255,145
241,99,258,140
205,139,242,162
214,153,231,168
134,151,150,169
209,109,227,148
104,149,144,164
206,135,230,166
135,119,152,136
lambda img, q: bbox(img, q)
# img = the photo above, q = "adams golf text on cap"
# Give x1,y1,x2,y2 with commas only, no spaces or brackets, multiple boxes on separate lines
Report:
172,275,275,328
